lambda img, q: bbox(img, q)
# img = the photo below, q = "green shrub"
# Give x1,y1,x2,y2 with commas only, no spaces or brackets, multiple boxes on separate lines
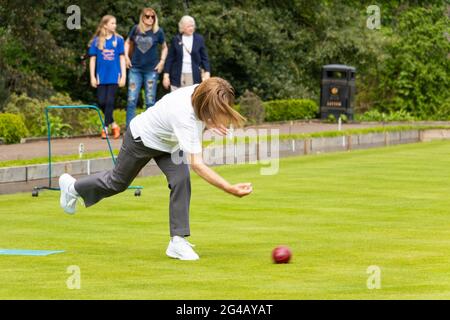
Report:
339,114,348,123
432,99,450,121
3,92,87,137
239,90,265,125
41,114,73,137
4,90,131,137
112,109,127,128
325,114,336,123
85,109,128,131
385,110,416,121
355,109,416,122
373,6,450,119
0,113,29,144
2,92,119,137
4,93,44,136
263,99,318,122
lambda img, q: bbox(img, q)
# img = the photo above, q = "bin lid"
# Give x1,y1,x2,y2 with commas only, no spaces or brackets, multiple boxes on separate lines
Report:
322,64,356,72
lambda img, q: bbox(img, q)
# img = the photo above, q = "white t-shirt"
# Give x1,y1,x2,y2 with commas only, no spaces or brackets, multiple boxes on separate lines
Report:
181,34,193,74
129,84,204,154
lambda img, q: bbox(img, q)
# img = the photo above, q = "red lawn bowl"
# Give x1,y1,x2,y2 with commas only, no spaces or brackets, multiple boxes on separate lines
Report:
272,246,292,264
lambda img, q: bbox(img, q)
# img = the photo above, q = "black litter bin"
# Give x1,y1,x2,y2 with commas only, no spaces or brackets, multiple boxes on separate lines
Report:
320,64,356,120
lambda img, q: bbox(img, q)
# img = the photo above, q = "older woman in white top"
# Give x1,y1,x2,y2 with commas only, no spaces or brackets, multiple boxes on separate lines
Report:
163,16,211,91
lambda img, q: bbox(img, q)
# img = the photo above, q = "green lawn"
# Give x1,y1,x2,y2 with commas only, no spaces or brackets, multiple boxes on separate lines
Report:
1,140,450,299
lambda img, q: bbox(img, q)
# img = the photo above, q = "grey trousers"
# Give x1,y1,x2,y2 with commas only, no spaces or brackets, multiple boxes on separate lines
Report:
74,130,191,237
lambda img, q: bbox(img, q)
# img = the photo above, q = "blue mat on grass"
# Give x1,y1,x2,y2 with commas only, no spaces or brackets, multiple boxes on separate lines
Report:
0,249,65,256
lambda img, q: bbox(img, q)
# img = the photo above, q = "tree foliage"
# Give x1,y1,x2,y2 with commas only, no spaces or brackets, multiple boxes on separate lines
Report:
375,6,450,119
0,0,448,119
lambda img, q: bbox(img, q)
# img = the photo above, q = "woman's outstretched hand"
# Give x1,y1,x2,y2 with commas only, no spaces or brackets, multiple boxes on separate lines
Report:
189,153,252,198
226,183,253,197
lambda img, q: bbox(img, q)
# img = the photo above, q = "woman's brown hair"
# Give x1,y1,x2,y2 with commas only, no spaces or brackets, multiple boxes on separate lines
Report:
191,78,246,129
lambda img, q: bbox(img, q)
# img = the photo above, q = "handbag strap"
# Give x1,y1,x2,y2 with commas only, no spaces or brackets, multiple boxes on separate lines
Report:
178,34,192,55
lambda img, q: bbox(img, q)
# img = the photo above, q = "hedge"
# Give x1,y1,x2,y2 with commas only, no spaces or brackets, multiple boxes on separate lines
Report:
0,113,29,144
263,99,318,122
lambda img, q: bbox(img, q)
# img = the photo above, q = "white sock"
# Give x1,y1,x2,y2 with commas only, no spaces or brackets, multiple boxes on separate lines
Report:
69,183,79,197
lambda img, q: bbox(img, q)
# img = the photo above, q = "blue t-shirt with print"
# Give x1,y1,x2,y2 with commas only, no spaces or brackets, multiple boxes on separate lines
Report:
128,25,165,71
88,35,125,85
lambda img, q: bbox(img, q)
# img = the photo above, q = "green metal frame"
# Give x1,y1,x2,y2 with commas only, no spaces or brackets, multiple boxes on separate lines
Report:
33,105,143,193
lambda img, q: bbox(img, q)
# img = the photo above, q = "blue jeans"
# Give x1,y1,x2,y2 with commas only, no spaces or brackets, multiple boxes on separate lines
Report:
126,68,159,128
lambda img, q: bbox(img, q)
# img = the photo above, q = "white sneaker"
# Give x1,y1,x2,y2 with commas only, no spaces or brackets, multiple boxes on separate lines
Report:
166,236,200,260
59,173,78,215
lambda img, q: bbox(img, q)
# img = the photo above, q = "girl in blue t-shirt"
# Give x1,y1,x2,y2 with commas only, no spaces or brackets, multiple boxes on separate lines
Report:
88,15,126,139
124,7,168,128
